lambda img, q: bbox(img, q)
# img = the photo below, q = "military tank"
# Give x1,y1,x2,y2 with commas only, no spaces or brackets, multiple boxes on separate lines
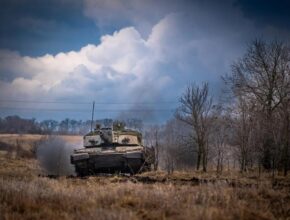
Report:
71,124,154,176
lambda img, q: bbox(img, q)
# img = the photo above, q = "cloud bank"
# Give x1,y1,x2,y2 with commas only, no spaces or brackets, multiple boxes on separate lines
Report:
1,0,290,122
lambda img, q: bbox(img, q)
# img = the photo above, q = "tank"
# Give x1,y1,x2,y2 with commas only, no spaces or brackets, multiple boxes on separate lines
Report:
71,124,155,176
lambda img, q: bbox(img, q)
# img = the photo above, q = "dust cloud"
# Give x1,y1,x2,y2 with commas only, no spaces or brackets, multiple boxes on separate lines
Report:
36,136,80,176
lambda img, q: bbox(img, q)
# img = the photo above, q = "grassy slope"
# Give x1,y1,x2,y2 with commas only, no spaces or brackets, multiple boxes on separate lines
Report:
0,135,289,220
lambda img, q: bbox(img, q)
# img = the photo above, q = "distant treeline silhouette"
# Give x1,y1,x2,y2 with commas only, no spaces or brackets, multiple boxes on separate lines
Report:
0,115,143,135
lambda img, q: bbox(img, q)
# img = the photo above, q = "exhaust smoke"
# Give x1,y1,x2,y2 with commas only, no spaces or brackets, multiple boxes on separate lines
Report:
36,136,79,176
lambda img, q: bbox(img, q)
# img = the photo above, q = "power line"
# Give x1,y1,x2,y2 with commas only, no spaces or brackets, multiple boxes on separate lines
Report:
0,99,178,105
0,107,175,112
0,100,91,104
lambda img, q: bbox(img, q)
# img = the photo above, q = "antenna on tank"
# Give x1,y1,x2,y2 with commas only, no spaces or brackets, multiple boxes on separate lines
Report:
90,101,95,132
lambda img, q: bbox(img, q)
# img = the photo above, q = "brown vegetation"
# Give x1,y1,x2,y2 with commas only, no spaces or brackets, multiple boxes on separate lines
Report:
0,135,289,220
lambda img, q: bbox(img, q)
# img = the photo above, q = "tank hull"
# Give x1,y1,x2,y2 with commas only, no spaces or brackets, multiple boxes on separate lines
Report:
71,151,150,176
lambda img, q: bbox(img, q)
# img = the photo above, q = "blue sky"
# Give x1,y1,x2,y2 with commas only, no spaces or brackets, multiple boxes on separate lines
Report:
0,0,100,56
0,0,289,122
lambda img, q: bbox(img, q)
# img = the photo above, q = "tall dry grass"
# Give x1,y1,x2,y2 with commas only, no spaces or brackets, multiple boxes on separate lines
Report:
1,175,289,220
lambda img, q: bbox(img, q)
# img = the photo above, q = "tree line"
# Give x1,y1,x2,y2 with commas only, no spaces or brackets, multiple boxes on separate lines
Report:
0,116,143,135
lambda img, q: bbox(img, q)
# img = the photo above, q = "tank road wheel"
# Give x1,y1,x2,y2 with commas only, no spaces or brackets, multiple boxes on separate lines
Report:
75,161,90,177
75,167,89,177
126,162,136,175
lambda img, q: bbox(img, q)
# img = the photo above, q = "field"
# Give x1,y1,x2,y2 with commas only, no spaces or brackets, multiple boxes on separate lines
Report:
0,134,289,220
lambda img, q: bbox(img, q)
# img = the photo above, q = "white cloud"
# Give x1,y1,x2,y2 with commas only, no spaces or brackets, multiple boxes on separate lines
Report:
1,1,290,121
0,20,179,114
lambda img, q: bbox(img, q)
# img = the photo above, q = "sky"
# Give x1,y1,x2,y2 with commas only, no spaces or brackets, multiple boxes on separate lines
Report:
0,0,290,123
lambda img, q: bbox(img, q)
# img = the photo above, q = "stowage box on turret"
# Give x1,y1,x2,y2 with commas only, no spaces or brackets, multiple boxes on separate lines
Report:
71,125,155,176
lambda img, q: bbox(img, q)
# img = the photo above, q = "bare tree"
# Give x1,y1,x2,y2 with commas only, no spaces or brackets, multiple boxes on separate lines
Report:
176,82,214,172
211,114,231,174
144,125,161,170
225,39,290,172
162,121,176,174
228,96,257,172
277,95,290,176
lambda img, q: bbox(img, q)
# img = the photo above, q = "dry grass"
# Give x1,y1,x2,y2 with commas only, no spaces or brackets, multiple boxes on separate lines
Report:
0,134,81,150
0,135,289,220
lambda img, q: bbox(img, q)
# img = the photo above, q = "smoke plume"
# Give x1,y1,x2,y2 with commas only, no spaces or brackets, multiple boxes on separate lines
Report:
36,136,79,176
